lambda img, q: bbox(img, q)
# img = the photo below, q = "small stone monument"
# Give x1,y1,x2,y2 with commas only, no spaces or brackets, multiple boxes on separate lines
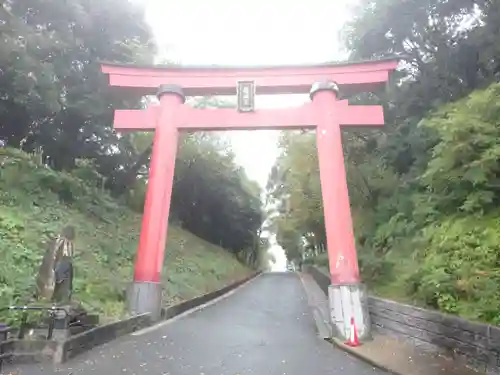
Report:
52,226,75,305
35,226,76,341
35,226,75,303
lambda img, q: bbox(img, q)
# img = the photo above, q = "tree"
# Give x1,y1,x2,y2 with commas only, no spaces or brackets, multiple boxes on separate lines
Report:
1,0,265,268
2,0,155,172
266,131,325,262
267,0,500,323
172,131,263,253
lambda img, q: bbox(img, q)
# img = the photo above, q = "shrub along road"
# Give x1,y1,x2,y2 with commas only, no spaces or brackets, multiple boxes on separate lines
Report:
9,273,387,375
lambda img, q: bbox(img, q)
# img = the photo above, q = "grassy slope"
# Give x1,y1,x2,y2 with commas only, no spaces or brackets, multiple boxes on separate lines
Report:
0,149,252,325
308,245,496,323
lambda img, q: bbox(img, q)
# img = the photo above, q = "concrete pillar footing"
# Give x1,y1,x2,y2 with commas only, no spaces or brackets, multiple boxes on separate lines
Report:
127,281,163,321
328,283,371,341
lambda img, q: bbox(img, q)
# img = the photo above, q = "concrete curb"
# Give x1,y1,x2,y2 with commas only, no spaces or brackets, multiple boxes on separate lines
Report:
162,271,261,319
1,271,261,367
329,338,401,375
297,270,401,374
297,272,332,339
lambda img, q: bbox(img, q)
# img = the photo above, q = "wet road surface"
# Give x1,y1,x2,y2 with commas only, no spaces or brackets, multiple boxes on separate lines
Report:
7,272,388,375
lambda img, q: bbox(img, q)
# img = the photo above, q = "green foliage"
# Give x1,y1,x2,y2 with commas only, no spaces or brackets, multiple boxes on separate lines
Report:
172,132,263,255
420,84,500,216
0,0,265,284
408,217,500,324
267,0,500,325
266,132,325,263
0,148,252,326
0,0,267,330
1,0,154,170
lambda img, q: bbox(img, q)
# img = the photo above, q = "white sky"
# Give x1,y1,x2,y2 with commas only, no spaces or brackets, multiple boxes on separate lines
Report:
144,0,353,269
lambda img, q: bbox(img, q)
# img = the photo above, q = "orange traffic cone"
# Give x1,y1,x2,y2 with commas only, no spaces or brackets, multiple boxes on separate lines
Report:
345,316,361,347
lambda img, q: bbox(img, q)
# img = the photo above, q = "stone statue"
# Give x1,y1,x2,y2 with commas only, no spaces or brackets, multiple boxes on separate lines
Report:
35,226,75,304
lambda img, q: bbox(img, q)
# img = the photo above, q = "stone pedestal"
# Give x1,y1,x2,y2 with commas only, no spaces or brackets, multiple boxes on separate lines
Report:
51,306,71,342
0,325,9,342
127,281,162,321
328,283,371,341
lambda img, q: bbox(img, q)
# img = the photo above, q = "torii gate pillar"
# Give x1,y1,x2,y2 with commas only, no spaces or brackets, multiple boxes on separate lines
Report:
310,81,370,340
127,85,184,320
101,58,398,339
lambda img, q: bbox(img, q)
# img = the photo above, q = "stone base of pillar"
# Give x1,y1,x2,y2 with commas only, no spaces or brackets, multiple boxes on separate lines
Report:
127,281,162,321
51,306,71,342
328,283,371,341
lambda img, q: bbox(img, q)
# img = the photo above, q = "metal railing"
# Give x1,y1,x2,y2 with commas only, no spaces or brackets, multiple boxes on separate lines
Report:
0,305,69,340
0,305,74,372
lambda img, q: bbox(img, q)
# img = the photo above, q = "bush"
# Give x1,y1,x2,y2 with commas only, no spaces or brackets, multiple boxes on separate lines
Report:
407,216,500,324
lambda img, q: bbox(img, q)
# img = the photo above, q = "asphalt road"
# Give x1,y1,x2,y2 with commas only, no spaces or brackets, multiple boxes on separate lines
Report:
7,272,388,375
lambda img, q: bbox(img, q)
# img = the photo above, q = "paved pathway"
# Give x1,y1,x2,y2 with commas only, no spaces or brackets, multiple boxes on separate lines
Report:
7,272,388,375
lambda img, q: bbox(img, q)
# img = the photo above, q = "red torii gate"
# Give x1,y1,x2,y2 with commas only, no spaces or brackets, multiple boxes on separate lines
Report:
101,58,398,341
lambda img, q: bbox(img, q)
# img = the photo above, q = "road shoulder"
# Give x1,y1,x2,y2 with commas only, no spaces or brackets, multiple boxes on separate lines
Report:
298,272,484,375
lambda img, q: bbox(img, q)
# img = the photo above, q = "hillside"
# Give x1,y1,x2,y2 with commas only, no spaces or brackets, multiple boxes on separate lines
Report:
0,148,252,325
267,0,500,326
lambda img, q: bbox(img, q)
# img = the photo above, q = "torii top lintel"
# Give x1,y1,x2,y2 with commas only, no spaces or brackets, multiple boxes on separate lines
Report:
100,57,399,97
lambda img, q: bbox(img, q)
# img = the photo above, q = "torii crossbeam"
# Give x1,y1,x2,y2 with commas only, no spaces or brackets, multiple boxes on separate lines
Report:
101,58,399,341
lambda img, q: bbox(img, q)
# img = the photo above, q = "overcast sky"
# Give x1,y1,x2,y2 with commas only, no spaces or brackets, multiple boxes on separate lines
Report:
145,0,352,185
144,0,354,269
